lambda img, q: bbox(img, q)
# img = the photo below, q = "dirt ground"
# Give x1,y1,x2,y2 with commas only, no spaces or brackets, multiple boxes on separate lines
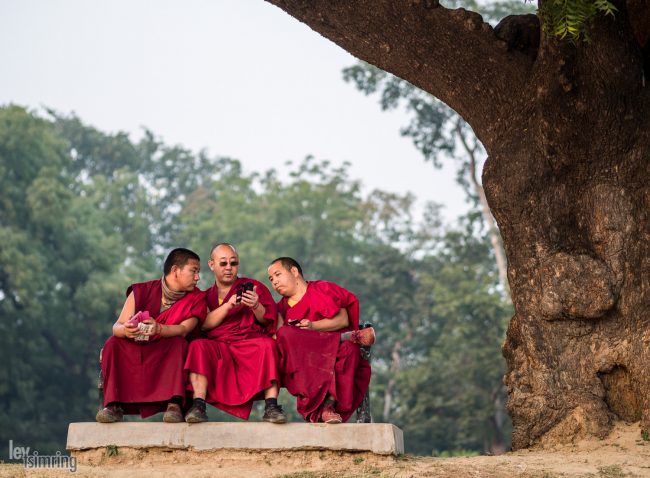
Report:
1,422,649,477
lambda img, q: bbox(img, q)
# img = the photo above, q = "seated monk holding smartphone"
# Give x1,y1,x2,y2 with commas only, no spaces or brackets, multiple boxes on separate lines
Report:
183,243,286,424
268,257,374,424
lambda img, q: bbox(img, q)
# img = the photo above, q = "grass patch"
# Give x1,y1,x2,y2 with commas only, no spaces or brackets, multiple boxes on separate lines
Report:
105,444,118,457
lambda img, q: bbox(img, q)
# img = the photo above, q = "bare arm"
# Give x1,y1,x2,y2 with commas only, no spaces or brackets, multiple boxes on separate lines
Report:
112,292,139,339
147,317,198,338
252,302,268,324
113,292,199,339
241,286,271,325
299,307,349,332
202,295,238,331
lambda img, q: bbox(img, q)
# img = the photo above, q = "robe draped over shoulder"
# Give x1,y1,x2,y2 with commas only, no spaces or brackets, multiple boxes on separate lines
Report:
276,281,371,423
184,277,280,419
101,279,206,418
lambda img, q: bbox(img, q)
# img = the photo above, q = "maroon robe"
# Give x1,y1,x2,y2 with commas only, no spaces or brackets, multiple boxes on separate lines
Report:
184,277,280,419
101,279,206,418
276,280,372,423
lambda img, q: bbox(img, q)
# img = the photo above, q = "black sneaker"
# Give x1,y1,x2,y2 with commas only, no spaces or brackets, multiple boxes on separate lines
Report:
96,404,124,423
184,400,208,423
263,404,287,424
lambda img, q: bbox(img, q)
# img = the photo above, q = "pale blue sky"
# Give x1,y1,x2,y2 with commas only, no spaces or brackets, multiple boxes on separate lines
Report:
0,0,470,222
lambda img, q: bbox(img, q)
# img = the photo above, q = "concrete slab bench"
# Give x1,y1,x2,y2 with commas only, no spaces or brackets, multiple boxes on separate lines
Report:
67,422,404,456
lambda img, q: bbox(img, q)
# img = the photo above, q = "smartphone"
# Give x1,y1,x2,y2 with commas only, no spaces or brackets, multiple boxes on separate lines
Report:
126,310,150,327
288,319,301,326
236,281,254,303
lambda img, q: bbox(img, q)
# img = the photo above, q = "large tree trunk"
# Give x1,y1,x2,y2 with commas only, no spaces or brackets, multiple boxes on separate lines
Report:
264,0,650,449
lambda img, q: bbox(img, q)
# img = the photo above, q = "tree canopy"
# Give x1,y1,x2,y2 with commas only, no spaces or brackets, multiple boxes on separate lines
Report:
0,105,511,455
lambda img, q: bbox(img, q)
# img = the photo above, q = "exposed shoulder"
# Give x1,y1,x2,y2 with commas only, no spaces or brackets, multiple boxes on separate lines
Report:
126,279,160,297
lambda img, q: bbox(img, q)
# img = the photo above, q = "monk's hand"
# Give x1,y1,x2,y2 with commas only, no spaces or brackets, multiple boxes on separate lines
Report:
123,322,141,339
241,286,260,309
298,319,313,330
225,294,239,309
140,318,159,336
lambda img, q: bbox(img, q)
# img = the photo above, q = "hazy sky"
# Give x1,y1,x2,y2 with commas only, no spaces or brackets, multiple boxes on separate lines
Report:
0,0,470,222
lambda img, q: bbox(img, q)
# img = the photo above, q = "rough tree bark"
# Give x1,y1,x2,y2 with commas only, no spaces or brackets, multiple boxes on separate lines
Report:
263,0,650,449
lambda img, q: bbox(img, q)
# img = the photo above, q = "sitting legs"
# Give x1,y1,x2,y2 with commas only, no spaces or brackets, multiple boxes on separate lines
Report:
186,374,287,424
96,403,124,423
321,396,342,424
162,396,184,423
186,372,209,423
96,396,183,424
262,381,287,424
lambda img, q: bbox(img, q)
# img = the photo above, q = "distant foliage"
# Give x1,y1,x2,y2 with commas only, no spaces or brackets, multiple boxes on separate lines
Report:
0,106,511,456
537,0,617,41
447,0,617,42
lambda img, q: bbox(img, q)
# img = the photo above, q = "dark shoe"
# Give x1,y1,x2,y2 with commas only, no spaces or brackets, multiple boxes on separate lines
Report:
321,405,342,424
163,402,183,423
184,400,208,423
263,404,287,424
96,405,123,423
351,327,375,347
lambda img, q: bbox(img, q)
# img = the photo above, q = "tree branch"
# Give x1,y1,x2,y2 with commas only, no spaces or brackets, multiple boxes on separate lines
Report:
263,0,535,150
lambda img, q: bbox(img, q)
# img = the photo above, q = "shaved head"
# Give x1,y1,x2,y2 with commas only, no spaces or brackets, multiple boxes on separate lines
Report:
210,242,237,259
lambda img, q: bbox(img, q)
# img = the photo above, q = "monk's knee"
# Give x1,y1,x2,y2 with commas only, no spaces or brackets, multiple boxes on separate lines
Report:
188,338,210,352
276,327,288,340
167,335,187,347
277,326,299,342
102,335,126,354
257,337,279,356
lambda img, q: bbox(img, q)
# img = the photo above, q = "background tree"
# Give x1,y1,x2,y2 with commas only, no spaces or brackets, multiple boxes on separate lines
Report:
1,107,214,452
339,2,535,448
262,0,650,448
0,106,127,451
341,0,536,294
396,223,512,455
1,105,511,455
176,154,511,454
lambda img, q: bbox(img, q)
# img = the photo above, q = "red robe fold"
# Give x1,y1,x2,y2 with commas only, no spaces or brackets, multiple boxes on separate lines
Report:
101,279,206,418
276,280,372,423
184,277,280,419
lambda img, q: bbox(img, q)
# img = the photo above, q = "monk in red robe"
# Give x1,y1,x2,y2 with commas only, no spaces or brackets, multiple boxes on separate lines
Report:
267,257,374,424
96,248,206,423
184,243,287,423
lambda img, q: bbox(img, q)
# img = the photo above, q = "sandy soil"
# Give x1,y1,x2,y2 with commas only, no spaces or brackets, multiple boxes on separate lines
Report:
1,422,649,478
